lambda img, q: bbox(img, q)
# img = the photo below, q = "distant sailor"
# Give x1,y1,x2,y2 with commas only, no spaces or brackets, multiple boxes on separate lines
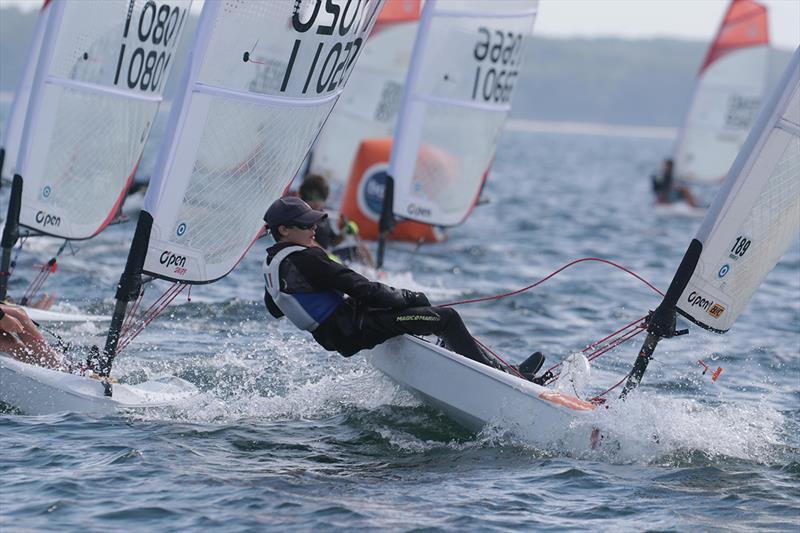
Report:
298,173,374,265
652,158,699,207
262,196,545,379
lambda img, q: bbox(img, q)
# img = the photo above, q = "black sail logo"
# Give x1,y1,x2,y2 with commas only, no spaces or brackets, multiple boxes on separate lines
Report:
687,291,725,318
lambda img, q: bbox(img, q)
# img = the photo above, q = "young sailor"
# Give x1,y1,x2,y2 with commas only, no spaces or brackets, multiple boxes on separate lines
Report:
262,196,522,372
0,304,60,368
652,158,699,207
297,174,374,265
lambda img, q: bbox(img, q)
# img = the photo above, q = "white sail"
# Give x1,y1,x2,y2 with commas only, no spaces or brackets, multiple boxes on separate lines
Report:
389,0,538,227
141,0,385,283
311,1,420,184
673,0,770,184
1,1,52,184
676,47,800,333
13,0,191,239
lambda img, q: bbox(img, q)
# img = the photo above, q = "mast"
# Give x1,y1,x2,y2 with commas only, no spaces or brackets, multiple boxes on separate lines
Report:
100,211,153,378
0,175,23,301
620,241,698,397
376,175,396,268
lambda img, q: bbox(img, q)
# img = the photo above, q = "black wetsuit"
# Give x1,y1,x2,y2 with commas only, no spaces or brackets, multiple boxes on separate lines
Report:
652,168,674,200
264,242,494,365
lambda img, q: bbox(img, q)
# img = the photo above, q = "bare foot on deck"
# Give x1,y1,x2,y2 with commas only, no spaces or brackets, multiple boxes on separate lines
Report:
28,294,56,310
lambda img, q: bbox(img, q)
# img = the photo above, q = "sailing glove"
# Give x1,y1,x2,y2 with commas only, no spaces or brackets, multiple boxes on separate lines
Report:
402,290,430,308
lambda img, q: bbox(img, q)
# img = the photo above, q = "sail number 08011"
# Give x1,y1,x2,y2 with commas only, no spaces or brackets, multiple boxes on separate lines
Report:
113,2,187,92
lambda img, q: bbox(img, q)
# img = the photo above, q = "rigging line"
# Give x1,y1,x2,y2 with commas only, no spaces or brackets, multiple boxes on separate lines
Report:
590,371,634,404
117,282,184,350
473,336,526,379
119,287,146,338
542,324,647,386
21,239,72,303
582,315,648,355
116,283,187,354
538,315,648,378
439,257,663,308
586,327,646,363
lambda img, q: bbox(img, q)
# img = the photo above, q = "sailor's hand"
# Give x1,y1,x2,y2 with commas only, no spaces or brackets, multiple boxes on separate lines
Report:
0,313,24,335
402,289,430,308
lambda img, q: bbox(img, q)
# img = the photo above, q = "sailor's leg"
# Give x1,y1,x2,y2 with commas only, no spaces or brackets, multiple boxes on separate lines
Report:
363,306,494,367
1,306,60,368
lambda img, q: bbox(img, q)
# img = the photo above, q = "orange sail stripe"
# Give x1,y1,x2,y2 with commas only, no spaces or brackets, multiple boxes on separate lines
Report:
701,0,769,72
376,0,421,24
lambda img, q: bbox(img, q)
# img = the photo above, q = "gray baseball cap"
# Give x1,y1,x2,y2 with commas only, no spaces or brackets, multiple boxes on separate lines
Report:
264,196,327,228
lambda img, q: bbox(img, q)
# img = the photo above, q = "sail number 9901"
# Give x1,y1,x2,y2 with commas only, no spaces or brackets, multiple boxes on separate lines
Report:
113,1,187,93
471,28,524,103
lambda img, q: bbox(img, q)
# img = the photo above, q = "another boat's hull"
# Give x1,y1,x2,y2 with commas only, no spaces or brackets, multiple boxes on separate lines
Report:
367,336,598,449
0,356,197,415
23,306,111,323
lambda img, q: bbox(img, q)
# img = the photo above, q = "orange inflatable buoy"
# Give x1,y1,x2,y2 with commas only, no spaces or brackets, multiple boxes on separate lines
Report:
340,138,444,243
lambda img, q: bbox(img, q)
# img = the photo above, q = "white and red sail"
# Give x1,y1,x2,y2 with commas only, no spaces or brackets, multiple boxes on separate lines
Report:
310,1,422,185
11,0,192,240
673,0,770,184
389,0,539,227
140,0,386,283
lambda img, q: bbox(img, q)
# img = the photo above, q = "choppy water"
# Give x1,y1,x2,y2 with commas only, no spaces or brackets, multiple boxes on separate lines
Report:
1,113,799,531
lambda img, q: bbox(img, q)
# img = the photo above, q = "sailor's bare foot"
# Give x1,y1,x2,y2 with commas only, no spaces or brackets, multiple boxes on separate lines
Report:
28,294,56,310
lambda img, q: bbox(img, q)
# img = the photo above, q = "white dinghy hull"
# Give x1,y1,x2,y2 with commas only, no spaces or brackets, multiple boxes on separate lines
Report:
367,336,598,449
0,356,197,416
24,306,110,323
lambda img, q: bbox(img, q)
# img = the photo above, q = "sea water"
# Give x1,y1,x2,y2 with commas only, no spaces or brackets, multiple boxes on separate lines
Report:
0,111,798,531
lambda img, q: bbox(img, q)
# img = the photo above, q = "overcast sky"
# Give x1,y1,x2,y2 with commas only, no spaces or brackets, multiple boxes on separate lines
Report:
1,0,798,49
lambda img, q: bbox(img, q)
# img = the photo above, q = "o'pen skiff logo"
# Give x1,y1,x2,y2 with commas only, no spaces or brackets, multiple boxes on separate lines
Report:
176,223,187,237
687,291,725,319
159,251,186,268
35,210,61,227
718,264,730,278
42,185,52,199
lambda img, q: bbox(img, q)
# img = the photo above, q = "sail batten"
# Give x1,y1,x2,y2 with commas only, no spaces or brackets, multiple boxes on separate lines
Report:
194,83,340,108
45,76,165,102
431,7,538,18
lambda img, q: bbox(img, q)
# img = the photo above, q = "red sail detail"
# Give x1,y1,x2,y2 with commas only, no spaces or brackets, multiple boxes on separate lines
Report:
377,0,421,24
701,0,769,73
372,0,421,35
